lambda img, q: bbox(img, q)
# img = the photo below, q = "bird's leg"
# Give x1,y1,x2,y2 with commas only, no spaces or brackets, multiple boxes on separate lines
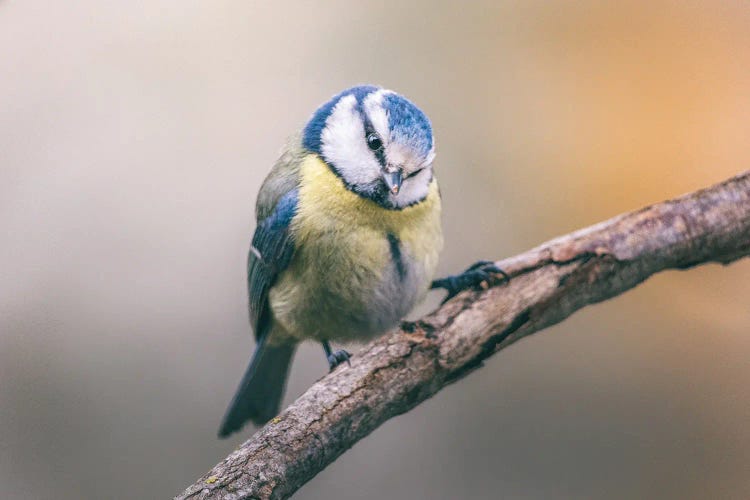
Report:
431,260,510,303
322,340,351,371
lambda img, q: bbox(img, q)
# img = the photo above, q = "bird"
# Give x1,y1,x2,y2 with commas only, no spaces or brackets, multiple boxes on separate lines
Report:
218,85,503,438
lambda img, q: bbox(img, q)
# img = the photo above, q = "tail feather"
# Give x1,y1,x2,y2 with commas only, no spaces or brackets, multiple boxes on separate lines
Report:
218,338,295,438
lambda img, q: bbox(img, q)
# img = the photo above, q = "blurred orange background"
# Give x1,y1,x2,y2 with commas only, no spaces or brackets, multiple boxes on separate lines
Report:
1,1,748,499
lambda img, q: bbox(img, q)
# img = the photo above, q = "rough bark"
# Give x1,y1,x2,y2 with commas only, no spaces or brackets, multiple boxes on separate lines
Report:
177,171,750,500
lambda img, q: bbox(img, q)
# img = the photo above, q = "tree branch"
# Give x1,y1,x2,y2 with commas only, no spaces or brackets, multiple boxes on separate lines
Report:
177,171,750,500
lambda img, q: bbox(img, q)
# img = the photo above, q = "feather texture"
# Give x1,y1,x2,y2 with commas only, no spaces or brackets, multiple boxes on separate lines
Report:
246,138,306,340
220,87,441,436
268,154,442,343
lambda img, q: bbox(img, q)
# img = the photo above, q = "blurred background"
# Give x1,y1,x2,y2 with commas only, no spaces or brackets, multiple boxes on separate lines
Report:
1,1,748,499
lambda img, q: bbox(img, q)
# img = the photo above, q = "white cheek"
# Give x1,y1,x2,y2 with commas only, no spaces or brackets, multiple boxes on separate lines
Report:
385,142,410,168
320,95,380,185
392,168,432,208
423,145,436,167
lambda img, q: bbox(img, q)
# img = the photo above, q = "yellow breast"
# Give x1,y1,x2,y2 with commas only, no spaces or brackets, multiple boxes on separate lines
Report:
268,154,443,342
293,154,442,263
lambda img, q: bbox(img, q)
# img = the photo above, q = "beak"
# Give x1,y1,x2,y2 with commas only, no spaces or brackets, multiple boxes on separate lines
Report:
382,168,403,195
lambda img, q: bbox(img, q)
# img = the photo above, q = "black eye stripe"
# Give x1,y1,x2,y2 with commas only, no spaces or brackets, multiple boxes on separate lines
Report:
362,118,387,167
404,167,425,180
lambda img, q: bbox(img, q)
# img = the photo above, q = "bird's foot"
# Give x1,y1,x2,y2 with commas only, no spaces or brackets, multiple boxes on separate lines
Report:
322,341,351,371
431,260,510,302
327,349,351,371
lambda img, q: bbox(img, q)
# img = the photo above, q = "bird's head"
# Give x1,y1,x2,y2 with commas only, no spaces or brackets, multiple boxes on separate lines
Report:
302,85,435,209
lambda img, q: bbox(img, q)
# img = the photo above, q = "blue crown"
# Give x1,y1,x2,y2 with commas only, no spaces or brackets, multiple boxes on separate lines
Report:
302,85,433,158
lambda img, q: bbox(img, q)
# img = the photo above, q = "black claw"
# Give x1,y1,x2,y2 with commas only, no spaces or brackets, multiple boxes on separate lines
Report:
431,260,510,302
327,350,351,371
322,341,351,371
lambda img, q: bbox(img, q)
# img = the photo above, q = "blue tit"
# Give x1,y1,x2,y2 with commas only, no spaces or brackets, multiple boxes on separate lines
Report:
218,85,499,438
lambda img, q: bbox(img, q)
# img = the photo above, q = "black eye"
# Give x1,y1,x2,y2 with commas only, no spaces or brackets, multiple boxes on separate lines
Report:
366,133,382,151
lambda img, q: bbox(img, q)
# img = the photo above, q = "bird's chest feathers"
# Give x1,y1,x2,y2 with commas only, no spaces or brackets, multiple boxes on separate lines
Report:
292,155,441,271
272,155,442,340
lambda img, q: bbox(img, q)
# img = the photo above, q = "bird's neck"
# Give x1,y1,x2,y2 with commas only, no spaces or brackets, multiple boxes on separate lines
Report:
294,154,440,235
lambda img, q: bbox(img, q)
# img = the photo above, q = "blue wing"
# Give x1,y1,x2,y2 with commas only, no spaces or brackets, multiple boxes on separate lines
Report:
247,189,298,340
